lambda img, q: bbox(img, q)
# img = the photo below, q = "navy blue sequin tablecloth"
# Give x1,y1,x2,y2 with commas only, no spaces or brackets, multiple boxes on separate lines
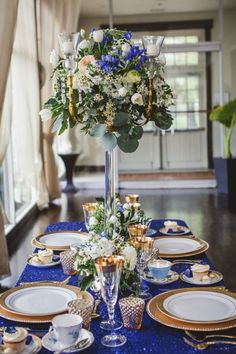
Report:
0,219,235,354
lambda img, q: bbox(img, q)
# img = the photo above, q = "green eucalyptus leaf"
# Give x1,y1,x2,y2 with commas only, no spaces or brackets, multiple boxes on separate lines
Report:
131,126,143,140
101,132,117,151
113,112,129,127
154,109,173,130
90,124,106,137
117,135,139,153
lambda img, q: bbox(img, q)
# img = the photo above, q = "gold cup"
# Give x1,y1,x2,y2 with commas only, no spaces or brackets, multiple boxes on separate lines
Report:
128,224,148,239
95,255,124,273
82,202,98,230
129,236,154,252
125,194,140,204
119,297,145,329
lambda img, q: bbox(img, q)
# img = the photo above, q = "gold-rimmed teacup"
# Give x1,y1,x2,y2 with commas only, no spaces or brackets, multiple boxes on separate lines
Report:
128,224,148,239
125,194,140,204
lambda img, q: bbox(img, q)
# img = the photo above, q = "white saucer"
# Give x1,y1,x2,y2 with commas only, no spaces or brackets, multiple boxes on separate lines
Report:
0,335,42,354
180,270,223,285
27,255,61,268
42,328,94,353
142,270,179,284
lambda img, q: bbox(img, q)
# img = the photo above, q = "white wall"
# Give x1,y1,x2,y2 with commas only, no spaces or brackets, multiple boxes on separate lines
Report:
78,9,236,164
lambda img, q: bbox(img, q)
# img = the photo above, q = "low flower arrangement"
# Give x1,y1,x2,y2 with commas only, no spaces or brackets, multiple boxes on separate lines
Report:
75,200,151,293
40,28,175,152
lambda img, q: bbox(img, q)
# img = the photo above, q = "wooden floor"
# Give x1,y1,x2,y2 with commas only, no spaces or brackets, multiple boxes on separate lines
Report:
119,170,215,181
1,188,236,290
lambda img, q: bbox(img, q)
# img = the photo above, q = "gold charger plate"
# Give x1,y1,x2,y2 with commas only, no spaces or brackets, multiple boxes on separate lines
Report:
153,236,209,258
0,283,93,323
147,287,236,331
31,230,89,251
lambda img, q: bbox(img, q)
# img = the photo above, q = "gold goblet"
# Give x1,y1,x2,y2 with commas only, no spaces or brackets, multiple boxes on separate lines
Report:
129,236,154,300
82,202,98,230
128,224,148,239
125,194,140,204
95,256,127,347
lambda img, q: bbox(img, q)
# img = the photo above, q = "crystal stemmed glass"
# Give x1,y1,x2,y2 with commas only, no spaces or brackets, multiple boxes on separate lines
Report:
129,236,154,301
95,256,126,347
58,32,80,74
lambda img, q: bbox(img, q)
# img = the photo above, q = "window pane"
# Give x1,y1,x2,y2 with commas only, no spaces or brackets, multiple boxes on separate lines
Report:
186,52,198,65
187,76,199,90
165,53,175,66
174,36,186,44
176,115,188,129
186,36,198,43
175,53,186,65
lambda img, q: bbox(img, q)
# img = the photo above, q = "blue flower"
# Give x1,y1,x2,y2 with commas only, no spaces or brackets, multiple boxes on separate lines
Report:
124,31,132,40
97,54,120,73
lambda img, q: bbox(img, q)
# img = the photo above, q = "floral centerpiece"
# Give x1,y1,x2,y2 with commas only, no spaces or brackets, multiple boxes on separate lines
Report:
40,28,174,153
76,198,151,293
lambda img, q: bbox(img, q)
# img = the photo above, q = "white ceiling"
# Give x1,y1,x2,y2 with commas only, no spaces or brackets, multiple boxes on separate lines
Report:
81,0,236,17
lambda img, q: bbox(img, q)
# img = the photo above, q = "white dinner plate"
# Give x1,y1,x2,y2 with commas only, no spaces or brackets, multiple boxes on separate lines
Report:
35,231,88,250
153,237,203,255
163,291,236,323
4,286,77,316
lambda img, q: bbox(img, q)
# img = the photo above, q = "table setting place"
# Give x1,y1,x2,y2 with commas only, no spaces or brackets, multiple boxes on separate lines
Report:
0,193,236,354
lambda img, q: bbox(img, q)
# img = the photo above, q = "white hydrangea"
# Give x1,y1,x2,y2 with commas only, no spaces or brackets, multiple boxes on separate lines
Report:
89,237,115,259
89,216,98,226
121,244,137,270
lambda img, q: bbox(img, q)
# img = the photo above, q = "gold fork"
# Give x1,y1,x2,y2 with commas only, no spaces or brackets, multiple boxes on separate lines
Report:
19,276,71,286
184,337,236,350
185,330,236,342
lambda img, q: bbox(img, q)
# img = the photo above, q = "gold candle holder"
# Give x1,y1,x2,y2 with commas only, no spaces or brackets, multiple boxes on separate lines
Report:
128,224,148,238
132,202,141,210
129,236,154,252
67,75,81,123
119,297,145,329
125,194,140,204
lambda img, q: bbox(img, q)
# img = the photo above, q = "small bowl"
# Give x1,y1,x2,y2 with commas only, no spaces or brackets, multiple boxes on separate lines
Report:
148,260,172,279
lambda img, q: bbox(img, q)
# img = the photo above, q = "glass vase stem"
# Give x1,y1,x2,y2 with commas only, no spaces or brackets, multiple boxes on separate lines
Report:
104,150,116,236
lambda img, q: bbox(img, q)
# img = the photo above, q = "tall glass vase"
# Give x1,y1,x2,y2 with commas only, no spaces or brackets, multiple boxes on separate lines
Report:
104,150,116,237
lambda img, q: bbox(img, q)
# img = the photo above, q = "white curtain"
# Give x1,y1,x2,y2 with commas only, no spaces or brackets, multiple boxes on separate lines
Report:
38,0,82,199
0,0,18,279
11,0,49,209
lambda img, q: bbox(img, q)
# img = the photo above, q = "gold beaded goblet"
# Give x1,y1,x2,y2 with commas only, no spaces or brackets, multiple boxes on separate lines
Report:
95,256,127,347
129,236,154,300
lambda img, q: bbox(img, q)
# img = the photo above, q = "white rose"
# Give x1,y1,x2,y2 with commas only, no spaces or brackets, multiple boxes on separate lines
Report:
49,49,59,67
89,216,98,226
121,244,137,271
125,70,141,84
121,43,130,55
80,29,86,38
109,215,118,224
131,93,143,106
123,203,130,210
39,108,52,122
118,87,127,97
93,30,104,43
78,39,90,50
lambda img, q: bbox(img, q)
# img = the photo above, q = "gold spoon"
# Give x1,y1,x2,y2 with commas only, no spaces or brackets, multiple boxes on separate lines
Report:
184,337,236,350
